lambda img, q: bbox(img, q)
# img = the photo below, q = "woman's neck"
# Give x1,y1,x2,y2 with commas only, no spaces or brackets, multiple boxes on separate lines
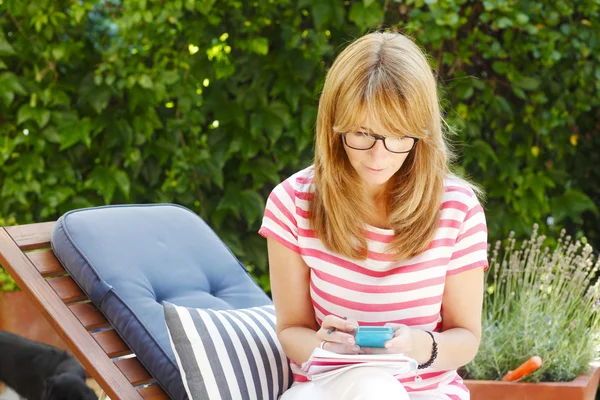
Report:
367,192,390,229
362,181,392,229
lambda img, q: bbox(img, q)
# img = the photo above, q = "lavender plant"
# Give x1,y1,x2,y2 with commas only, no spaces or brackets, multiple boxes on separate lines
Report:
464,225,600,382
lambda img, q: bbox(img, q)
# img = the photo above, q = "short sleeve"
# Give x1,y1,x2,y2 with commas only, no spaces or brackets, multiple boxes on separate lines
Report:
446,194,489,275
258,178,300,254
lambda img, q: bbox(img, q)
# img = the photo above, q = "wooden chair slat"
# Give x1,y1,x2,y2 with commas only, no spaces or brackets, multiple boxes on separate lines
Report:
69,302,110,330
0,227,143,400
47,276,86,303
115,358,155,386
4,221,55,250
26,249,66,277
138,384,170,400
92,329,132,358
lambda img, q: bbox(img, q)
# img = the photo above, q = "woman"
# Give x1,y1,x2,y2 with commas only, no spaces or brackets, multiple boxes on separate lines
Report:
259,31,488,400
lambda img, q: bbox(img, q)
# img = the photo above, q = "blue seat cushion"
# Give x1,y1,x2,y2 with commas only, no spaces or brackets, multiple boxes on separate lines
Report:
50,204,272,400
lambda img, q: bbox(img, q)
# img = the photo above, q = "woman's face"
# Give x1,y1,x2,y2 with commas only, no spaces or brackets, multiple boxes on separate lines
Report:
342,118,411,196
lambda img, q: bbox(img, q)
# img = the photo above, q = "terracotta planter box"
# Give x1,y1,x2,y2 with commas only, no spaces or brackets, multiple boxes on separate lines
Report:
465,362,600,400
0,290,66,350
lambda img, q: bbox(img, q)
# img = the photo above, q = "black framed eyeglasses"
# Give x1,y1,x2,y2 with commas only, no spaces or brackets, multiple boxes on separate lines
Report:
341,131,419,154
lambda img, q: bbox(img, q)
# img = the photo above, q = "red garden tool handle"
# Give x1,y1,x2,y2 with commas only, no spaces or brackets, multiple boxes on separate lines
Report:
502,356,543,382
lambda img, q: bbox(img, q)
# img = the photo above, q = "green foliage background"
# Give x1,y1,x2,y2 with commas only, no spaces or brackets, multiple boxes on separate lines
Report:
0,0,599,295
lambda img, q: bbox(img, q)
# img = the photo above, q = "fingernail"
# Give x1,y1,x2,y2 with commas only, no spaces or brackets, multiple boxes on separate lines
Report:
385,342,393,348
347,337,355,344
346,324,357,331
352,346,360,351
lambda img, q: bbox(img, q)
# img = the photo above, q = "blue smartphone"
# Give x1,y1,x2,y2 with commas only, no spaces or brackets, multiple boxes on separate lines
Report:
354,326,395,348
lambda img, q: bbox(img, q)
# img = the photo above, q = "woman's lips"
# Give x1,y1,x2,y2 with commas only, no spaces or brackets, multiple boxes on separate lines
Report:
365,166,385,173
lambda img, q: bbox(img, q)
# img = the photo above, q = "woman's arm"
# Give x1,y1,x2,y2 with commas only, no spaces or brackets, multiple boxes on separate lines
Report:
411,265,484,369
363,266,484,371
268,238,359,364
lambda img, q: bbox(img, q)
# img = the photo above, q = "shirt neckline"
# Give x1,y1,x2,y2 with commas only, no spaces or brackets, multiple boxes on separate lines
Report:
364,223,395,234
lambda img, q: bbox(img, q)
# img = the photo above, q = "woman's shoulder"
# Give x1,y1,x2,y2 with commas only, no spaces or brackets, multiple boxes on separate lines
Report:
275,165,315,194
443,174,481,208
269,165,315,204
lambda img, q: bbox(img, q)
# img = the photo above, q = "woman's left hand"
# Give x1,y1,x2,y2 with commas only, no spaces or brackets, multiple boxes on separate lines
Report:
361,324,435,365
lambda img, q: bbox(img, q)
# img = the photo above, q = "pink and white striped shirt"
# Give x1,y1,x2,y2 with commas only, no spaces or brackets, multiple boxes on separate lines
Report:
259,165,488,400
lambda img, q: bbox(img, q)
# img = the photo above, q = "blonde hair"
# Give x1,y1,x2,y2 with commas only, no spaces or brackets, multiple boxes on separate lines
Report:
310,31,472,261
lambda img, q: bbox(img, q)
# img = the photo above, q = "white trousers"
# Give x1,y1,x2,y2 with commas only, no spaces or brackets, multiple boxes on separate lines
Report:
280,366,448,400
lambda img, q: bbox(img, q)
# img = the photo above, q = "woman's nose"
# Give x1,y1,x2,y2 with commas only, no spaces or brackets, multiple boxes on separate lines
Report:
368,139,388,157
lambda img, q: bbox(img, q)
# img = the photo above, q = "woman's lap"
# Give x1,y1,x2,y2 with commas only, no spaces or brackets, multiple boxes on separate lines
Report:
280,366,457,400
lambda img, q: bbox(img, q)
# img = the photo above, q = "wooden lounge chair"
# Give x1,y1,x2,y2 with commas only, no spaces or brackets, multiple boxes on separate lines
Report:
0,221,169,400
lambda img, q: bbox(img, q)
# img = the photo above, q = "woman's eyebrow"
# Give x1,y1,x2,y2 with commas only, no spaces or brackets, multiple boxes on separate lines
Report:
359,127,406,138
359,127,385,137
359,126,377,134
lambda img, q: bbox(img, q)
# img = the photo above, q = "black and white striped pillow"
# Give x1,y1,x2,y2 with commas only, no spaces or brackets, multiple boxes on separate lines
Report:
163,302,293,400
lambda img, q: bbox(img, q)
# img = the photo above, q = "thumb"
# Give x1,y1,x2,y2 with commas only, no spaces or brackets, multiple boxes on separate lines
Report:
384,323,408,336
345,318,359,332
384,323,407,330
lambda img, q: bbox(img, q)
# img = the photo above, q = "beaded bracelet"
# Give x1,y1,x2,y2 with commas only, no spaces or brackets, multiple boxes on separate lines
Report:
417,331,438,370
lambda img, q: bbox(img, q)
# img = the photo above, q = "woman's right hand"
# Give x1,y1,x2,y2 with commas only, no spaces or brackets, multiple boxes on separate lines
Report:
316,315,360,354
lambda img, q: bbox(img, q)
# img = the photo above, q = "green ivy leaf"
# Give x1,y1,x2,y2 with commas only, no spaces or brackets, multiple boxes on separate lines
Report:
113,169,131,199
263,101,290,144
214,61,236,79
184,0,195,11
526,172,551,205
0,33,15,56
139,75,154,89
16,104,35,125
45,186,76,208
196,0,217,15
349,1,384,30
512,87,527,100
86,166,116,204
514,76,541,91
220,231,246,257
162,71,180,85
464,140,499,171
59,117,92,150
242,235,268,276
49,89,71,107
216,184,242,219
108,119,134,148
239,190,265,226
301,105,317,134
250,113,263,139
551,190,598,224
89,86,112,114
42,126,61,144
0,89,14,107
246,38,269,55
16,105,51,128
240,158,280,186
311,1,344,30
0,72,26,95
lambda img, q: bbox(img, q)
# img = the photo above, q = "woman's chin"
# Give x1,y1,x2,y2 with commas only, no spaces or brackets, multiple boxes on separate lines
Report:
360,174,393,190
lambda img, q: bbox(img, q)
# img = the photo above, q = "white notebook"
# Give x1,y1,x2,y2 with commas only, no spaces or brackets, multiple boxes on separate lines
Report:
300,348,419,380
